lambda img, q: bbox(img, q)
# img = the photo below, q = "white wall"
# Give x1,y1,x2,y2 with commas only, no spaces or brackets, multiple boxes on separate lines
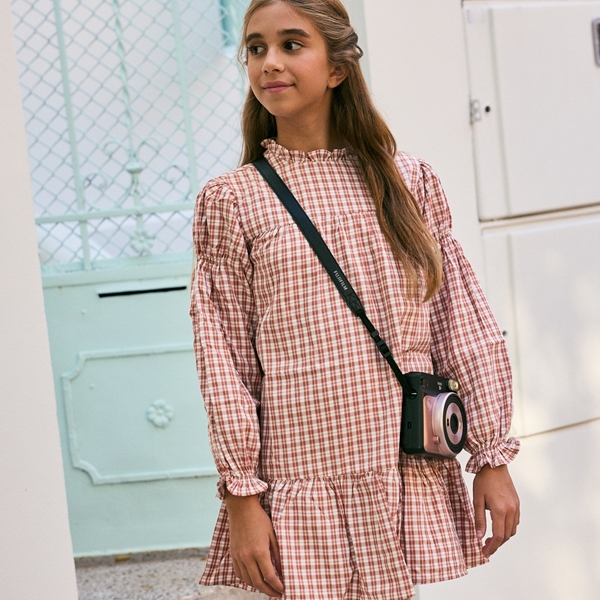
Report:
419,419,600,600
0,1,79,597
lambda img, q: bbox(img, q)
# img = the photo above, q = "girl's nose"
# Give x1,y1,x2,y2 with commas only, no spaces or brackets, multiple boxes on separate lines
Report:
262,49,283,73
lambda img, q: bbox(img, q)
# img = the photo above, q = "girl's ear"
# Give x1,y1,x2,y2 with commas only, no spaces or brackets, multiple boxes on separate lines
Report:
327,63,348,89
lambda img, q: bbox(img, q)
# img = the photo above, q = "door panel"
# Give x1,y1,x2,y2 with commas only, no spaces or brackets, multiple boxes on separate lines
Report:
61,344,211,484
44,266,221,554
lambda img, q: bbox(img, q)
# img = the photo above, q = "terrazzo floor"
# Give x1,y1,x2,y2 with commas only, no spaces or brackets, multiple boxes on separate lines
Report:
75,549,268,600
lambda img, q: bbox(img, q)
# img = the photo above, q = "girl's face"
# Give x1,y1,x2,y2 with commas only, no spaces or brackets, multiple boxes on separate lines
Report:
245,2,346,126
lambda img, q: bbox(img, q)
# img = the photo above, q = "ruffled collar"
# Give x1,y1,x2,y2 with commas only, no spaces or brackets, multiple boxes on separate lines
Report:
261,138,351,162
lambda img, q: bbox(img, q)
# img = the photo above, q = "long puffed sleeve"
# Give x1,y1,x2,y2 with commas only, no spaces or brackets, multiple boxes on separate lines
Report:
417,161,520,473
190,178,267,499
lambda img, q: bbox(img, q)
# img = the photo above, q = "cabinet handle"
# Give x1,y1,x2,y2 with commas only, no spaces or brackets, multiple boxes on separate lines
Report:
593,18,600,66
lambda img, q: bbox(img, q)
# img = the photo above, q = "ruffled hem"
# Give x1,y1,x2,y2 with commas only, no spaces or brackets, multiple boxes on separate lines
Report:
465,437,521,473
202,460,486,599
261,138,351,162
216,473,269,500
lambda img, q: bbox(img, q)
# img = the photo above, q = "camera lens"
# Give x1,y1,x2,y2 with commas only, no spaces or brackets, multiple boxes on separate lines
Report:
437,393,467,455
450,413,459,434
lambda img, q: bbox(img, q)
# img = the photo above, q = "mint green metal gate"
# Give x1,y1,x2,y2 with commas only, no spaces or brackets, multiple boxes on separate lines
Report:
11,0,248,555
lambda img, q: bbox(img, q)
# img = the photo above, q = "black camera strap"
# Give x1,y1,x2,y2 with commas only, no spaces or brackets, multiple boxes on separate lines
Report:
253,156,412,395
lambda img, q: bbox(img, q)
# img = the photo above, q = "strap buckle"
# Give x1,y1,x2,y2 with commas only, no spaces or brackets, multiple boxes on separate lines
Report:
370,330,391,358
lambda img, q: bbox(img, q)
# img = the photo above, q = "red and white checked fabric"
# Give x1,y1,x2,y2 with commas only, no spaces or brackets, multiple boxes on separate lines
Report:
190,140,520,599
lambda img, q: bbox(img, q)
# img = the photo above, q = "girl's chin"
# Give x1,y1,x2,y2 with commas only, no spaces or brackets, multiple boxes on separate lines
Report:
259,107,296,120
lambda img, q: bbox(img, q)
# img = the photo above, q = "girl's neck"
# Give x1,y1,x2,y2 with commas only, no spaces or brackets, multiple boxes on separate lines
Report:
275,115,344,153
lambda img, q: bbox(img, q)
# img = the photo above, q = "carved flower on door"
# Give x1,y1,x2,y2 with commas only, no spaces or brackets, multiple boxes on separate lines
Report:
146,399,174,428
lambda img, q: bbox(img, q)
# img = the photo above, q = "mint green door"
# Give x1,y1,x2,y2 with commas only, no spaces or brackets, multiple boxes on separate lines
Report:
11,0,249,555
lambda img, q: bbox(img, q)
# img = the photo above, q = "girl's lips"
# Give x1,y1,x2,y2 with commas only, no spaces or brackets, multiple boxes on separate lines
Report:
263,82,292,94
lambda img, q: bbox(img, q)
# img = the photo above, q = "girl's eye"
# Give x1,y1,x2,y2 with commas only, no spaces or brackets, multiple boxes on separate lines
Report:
284,41,302,51
247,45,265,56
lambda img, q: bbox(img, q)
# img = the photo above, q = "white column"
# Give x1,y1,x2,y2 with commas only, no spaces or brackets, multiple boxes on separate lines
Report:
0,1,79,597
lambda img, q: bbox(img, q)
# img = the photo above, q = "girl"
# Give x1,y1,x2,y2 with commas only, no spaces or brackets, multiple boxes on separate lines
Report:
190,1,520,598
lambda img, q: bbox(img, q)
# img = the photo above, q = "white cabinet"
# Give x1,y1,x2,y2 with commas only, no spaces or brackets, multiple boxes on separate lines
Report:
482,210,600,436
464,1,600,220
465,1,600,436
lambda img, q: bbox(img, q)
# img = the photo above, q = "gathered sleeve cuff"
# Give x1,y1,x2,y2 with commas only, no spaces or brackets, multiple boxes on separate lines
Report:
190,178,267,498
465,437,521,474
216,473,270,501
415,159,520,473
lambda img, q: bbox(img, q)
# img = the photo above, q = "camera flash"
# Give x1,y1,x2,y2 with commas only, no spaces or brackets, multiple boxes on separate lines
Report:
448,379,460,392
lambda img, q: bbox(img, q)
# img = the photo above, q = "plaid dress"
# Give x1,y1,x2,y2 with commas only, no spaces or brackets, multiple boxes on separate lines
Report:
190,140,520,600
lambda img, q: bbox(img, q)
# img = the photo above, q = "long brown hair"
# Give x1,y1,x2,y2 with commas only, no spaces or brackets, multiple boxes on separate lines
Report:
239,0,442,300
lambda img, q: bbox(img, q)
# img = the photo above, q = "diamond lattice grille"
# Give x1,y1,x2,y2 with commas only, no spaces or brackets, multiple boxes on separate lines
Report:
11,0,249,272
